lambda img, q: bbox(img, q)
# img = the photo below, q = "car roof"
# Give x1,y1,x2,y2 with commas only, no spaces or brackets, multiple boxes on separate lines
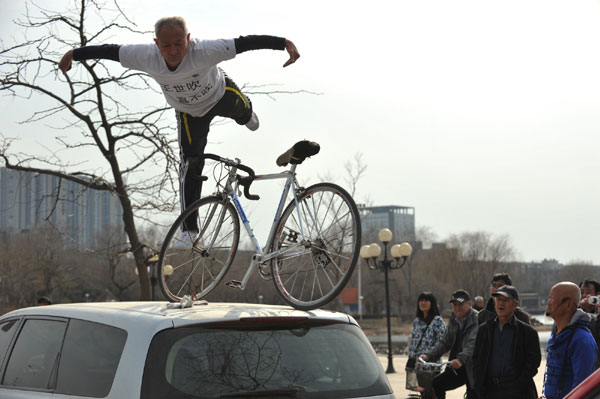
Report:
1,301,355,329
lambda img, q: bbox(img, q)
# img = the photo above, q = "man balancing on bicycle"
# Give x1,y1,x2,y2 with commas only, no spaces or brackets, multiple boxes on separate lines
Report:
58,16,300,245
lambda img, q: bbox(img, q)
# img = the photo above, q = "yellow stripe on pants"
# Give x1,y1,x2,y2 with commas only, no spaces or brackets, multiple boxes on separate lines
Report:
183,112,192,144
225,87,248,108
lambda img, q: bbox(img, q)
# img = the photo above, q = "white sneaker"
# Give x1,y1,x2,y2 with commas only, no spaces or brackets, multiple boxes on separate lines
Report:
245,112,259,131
173,230,198,249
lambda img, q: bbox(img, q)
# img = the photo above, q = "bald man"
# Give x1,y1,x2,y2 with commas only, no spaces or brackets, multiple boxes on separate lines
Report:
543,282,597,399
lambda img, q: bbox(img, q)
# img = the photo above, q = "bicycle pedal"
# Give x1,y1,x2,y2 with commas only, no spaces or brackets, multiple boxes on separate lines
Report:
225,280,243,289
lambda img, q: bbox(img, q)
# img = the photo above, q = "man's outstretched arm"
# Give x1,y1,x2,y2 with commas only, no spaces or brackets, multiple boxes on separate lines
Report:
59,44,121,74
234,36,299,67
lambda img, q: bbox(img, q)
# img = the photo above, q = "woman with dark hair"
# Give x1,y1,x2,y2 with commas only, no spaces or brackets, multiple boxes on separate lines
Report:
406,292,446,392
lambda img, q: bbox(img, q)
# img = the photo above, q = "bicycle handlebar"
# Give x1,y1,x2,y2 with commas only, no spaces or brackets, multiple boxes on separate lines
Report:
417,357,455,374
417,358,451,367
202,153,259,201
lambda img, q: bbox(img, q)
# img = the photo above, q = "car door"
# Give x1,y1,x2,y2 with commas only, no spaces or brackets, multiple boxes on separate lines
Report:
0,315,127,399
0,316,67,398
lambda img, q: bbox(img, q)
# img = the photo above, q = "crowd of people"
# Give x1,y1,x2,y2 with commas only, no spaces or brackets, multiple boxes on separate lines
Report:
406,273,600,399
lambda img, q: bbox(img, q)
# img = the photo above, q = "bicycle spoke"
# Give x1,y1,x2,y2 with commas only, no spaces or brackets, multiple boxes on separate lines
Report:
158,196,240,302
175,261,201,297
271,183,360,310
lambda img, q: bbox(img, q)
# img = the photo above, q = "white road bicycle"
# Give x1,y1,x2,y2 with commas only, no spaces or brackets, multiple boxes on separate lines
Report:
157,141,361,310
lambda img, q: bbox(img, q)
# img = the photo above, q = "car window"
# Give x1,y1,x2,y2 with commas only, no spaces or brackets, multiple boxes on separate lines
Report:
2,318,66,390
0,319,19,366
142,322,391,399
55,319,127,397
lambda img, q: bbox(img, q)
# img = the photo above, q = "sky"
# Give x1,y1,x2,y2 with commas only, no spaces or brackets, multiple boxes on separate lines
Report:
0,0,599,265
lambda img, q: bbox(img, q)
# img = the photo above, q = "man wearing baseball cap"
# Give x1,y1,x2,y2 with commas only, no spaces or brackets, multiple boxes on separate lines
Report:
420,289,478,399
478,273,531,326
472,285,541,399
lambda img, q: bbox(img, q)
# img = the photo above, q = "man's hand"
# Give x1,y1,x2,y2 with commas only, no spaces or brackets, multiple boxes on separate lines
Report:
283,39,300,67
449,359,463,369
418,354,429,362
58,49,74,74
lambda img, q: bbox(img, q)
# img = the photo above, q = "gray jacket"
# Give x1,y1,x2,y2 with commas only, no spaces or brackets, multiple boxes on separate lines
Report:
424,308,479,387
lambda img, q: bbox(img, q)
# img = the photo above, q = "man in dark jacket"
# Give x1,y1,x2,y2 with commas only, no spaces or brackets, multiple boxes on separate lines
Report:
473,285,541,399
420,290,478,399
579,278,600,315
478,273,530,325
580,278,600,369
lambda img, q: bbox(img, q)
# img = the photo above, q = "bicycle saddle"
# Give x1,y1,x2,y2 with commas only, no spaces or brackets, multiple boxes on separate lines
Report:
276,140,320,166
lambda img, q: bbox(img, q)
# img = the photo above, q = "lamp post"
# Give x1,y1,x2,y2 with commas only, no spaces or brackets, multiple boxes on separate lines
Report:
360,228,413,374
138,255,173,301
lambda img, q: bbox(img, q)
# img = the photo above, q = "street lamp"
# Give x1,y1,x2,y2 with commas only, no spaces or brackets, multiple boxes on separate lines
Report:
360,228,413,374
137,255,173,301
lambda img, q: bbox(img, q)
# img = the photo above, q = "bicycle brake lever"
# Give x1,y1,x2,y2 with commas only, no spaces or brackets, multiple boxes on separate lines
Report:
238,176,260,201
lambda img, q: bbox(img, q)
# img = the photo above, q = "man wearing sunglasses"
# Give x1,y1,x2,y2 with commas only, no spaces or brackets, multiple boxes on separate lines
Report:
543,281,597,399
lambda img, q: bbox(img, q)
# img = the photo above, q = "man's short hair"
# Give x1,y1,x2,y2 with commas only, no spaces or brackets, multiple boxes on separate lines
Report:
491,272,512,286
579,278,600,294
155,16,188,38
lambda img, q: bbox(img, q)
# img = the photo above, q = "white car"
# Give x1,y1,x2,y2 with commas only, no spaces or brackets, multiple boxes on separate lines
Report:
0,301,394,398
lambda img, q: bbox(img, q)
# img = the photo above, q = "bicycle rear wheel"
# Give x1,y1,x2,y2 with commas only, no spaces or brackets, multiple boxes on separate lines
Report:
158,195,240,302
270,183,361,310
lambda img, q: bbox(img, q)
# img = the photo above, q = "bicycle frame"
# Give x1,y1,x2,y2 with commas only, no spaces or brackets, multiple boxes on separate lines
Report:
219,162,305,290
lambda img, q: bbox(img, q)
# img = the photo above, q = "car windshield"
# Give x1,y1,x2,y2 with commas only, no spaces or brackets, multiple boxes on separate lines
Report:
141,321,391,399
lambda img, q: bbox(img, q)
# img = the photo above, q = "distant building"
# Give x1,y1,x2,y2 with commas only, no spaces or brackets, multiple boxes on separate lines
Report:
0,167,123,247
359,205,415,244
340,287,361,314
519,292,545,314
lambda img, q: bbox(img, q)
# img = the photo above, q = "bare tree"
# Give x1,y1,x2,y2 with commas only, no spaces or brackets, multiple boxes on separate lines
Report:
0,0,182,299
343,152,367,198
557,260,597,286
0,226,80,308
92,225,137,300
444,231,515,297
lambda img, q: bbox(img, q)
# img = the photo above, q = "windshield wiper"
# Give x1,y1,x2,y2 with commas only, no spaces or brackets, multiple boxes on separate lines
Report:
219,387,301,398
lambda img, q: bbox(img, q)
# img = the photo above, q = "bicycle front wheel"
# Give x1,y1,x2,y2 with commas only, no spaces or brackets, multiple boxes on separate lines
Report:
270,183,361,310
158,195,240,302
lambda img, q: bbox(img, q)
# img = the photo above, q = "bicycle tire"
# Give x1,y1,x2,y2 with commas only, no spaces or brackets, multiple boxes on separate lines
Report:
270,183,361,310
158,195,240,302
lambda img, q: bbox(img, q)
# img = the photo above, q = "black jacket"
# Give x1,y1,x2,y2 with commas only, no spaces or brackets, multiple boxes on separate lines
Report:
588,314,600,369
472,316,541,398
478,297,531,325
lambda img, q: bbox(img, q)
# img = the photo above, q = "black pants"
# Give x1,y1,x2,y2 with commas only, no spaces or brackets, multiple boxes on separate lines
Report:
176,75,253,231
482,380,521,399
432,366,477,399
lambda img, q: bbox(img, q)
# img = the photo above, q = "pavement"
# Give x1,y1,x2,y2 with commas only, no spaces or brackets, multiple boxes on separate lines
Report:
378,354,546,399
